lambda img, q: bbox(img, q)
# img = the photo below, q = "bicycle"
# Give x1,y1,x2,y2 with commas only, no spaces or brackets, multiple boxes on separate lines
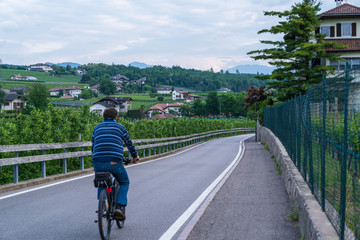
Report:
93,160,131,240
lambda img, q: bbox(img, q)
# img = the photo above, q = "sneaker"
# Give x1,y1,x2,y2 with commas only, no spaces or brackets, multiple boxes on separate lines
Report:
114,206,126,221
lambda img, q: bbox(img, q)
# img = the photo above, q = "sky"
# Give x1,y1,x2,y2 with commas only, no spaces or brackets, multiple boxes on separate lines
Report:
0,0,357,72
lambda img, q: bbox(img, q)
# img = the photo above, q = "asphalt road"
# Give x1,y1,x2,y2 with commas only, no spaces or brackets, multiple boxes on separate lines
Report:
0,134,251,240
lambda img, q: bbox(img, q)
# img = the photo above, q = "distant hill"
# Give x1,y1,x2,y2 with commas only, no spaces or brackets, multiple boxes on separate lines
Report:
46,62,81,68
129,61,154,69
226,64,274,75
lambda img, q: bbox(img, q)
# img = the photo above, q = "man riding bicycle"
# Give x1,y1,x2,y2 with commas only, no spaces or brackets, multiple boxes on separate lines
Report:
92,107,139,221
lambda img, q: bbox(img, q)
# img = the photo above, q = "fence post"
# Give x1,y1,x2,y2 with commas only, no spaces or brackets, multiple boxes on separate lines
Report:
297,94,302,170
321,74,327,211
308,86,314,194
63,148,67,174
80,147,84,171
14,152,19,184
42,149,46,178
340,64,350,240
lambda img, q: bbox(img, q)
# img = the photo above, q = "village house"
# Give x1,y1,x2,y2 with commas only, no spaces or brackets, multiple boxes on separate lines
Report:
217,88,232,93
172,90,201,101
27,63,53,72
76,69,87,76
91,84,100,94
135,77,147,85
109,74,130,83
48,86,82,98
10,87,29,95
157,87,172,94
10,75,38,81
1,93,26,113
90,97,133,115
319,0,360,106
144,102,183,118
319,1,360,72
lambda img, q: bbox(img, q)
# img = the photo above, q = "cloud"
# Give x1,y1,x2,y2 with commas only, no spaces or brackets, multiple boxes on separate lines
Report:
0,0,353,68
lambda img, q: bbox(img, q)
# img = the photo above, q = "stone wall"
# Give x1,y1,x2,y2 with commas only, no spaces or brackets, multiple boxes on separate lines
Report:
258,125,339,240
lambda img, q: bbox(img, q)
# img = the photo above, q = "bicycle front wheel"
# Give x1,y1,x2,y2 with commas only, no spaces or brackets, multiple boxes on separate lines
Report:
98,189,112,240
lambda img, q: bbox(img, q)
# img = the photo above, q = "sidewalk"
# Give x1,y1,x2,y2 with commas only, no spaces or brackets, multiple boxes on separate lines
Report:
186,137,301,240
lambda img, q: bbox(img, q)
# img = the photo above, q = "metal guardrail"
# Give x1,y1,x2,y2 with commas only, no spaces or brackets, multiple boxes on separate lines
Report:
0,128,254,184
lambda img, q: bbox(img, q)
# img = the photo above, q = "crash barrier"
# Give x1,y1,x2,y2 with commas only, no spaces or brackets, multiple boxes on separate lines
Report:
0,128,254,185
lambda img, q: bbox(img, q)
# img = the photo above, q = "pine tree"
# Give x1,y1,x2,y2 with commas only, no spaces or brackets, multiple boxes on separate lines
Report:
248,0,345,101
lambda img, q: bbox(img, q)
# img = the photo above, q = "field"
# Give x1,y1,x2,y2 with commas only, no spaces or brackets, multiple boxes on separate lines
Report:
52,93,173,110
0,69,177,111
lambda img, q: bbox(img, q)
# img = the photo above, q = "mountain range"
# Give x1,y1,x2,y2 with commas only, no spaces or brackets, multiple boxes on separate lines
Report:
226,64,274,75
46,62,81,68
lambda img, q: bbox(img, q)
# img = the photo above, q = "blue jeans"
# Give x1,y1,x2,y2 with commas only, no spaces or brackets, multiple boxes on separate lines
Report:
92,161,130,206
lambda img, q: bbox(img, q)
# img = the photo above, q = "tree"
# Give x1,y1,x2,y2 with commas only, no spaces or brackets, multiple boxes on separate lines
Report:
192,98,204,116
248,0,345,101
80,74,91,84
80,89,94,99
244,85,275,123
205,91,219,115
66,64,72,72
99,79,116,95
179,103,192,117
25,83,50,110
0,85,5,106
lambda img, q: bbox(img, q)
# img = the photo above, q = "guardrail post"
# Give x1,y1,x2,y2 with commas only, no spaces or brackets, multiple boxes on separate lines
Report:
80,147,84,171
42,149,46,178
63,148,67,174
148,147,151,156
143,149,146,158
14,152,19,184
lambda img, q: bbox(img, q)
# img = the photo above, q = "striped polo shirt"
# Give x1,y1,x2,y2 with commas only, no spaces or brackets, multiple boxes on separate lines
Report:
91,119,137,162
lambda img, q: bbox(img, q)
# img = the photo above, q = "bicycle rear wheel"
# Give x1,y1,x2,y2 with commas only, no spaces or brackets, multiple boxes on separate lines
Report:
98,189,112,240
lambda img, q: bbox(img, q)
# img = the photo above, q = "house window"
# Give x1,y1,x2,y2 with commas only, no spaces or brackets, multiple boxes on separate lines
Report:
320,26,330,37
5,102,10,106
329,58,360,71
342,23,352,37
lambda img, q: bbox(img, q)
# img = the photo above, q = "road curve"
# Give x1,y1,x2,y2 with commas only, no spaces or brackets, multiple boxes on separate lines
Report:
0,134,252,240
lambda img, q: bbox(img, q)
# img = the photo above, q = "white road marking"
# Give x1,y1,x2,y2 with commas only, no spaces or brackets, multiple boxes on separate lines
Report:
159,135,253,240
0,174,93,201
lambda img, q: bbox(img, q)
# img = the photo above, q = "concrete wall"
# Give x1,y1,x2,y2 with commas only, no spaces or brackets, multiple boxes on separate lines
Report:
257,125,339,240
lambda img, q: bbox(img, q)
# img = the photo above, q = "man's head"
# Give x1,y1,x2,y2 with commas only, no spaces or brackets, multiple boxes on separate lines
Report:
103,107,117,120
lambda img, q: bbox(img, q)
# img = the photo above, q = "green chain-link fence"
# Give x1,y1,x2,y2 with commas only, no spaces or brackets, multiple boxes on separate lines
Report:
263,67,360,240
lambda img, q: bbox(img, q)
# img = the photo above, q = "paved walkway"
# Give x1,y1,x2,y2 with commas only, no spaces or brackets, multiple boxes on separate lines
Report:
186,137,301,240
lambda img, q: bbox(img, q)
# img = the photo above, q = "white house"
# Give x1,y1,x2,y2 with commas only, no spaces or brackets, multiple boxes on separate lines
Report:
157,87,172,94
76,69,87,76
27,63,53,72
172,90,188,100
319,1,360,73
2,93,26,113
10,75,38,81
144,102,183,118
217,88,232,93
90,97,133,115
48,86,82,98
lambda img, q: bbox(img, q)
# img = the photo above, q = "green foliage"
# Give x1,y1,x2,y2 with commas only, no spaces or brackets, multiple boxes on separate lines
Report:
248,0,346,101
79,63,263,92
25,83,50,110
99,79,116,95
205,91,219,115
288,206,299,222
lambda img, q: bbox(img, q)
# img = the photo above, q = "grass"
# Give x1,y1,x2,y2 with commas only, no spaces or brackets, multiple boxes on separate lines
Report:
50,93,175,110
0,69,81,83
287,206,299,222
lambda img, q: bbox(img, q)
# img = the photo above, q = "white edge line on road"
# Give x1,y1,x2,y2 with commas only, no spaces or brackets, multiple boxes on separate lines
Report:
0,137,212,201
159,135,253,240
0,174,94,201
